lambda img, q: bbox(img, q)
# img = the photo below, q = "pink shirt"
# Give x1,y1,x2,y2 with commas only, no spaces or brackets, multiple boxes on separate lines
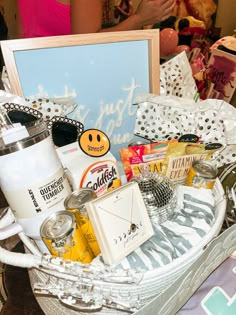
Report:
18,0,131,38
18,0,71,38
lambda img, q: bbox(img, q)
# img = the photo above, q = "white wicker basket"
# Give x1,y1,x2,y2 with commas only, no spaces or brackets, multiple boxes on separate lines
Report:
23,179,226,315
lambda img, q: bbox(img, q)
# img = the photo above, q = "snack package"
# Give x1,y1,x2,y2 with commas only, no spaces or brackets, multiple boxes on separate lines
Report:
56,142,121,196
120,140,177,181
120,140,224,184
163,142,224,184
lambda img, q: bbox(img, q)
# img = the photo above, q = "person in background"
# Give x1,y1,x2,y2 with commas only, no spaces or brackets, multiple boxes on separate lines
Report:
0,5,8,70
16,0,176,38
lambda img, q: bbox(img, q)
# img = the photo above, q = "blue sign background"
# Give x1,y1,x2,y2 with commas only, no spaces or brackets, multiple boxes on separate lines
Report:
14,40,151,159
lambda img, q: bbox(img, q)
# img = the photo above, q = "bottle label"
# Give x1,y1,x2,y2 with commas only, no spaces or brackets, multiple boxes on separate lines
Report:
3,168,71,219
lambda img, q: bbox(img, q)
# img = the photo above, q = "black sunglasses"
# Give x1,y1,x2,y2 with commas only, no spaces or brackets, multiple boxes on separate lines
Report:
1,103,84,147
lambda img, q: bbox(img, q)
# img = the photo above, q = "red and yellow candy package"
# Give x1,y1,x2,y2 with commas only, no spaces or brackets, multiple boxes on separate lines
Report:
120,140,177,181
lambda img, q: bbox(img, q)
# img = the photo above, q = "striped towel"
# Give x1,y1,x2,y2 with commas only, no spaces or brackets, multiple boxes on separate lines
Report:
112,185,216,271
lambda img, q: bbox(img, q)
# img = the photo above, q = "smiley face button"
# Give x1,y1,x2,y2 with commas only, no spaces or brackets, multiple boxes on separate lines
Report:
79,129,110,157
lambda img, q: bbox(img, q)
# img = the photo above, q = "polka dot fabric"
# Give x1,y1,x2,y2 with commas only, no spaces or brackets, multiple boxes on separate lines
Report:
134,93,236,168
0,90,76,121
160,51,197,99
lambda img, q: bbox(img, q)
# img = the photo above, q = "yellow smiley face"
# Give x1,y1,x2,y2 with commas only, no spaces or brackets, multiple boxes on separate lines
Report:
79,129,110,157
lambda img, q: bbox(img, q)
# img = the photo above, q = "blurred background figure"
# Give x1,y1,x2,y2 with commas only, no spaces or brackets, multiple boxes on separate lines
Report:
15,0,176,38
0,2,8,71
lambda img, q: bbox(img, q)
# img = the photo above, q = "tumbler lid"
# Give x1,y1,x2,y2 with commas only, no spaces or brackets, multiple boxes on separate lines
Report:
0,118,49,156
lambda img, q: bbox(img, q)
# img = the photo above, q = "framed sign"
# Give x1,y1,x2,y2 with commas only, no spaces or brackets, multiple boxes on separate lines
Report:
0,30,160,159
